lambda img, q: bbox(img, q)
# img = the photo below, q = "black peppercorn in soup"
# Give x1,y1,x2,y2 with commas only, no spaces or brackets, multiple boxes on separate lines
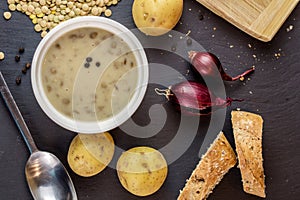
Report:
41,27,138,121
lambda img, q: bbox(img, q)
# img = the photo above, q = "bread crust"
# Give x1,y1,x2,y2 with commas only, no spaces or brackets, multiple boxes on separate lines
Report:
231,111,266,198
178,132,236,200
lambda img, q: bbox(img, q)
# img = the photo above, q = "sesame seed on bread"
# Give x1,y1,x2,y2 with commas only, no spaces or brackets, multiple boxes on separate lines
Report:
178,132,236,200
231,111,266,198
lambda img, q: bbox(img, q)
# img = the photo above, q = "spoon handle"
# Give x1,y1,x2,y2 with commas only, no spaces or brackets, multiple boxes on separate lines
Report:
0,72,38,154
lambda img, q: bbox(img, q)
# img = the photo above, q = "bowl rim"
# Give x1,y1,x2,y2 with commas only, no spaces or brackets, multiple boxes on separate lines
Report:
31,16,149,133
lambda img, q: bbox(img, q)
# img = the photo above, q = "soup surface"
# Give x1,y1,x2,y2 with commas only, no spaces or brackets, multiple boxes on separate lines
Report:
41,27,138,121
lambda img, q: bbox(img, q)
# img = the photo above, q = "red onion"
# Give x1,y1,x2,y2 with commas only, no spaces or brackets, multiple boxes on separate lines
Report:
188,51,255,81
155,81,243,116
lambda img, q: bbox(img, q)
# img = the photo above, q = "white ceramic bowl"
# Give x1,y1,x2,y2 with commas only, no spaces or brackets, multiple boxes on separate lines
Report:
31,16,148,133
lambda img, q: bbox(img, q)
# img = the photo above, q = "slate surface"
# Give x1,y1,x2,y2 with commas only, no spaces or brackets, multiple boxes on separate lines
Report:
0,1,299,200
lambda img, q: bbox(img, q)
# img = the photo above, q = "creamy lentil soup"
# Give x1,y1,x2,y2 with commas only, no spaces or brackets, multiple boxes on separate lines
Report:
41,27,138,121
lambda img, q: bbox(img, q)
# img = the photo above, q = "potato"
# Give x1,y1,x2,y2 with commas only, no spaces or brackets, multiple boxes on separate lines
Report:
132,0,183,36
67,132,114,177
116,146,168,196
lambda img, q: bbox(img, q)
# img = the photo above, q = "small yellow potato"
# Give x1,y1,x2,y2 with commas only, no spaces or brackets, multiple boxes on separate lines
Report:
116,146,168,196
67,132,114,177
132,0,183,36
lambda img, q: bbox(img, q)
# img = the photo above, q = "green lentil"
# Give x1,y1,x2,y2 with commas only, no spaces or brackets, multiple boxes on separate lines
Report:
8,4,16,11
41,30,48,38
21,4,28,12
16,3,22,11
3,12,12,20
7,0,120,37
104,9,112,17
7,0,15,4
34,24,42,32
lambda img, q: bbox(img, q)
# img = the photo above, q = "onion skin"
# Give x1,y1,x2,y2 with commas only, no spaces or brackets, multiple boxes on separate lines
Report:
155,81,242,116
189,51,255,81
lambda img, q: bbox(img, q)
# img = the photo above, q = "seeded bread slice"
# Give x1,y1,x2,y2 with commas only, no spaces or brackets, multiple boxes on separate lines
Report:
178,132,236,200
231,111,266,198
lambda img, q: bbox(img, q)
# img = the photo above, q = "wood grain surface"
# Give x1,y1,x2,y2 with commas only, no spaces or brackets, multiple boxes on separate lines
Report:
0,0,299,200
196,0,299,42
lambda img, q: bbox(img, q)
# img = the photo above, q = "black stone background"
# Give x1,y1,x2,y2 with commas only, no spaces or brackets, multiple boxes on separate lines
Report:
0,1,299,199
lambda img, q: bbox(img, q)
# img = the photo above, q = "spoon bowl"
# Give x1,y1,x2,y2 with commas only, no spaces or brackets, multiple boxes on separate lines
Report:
26,151,77,200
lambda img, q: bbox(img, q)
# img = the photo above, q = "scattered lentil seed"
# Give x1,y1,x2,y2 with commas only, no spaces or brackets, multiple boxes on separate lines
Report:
67,2,74,9
7,0,119,37
32,18,38,24
37,13,44,18
34,24,42,32
53,16,59,23
41,30,48,38
15,55,20,62
3,11,12,20
35,7,42,15
8,4,16,11
39,20,47,28
0,52,5,60
91,6,99,15
15,76,21,85
82,3,89,11
28,5,34,12
21,4,28,12
40,0,46,6
58,15,64,21
29,14,35,20
104,9,112,17
7,0,15,4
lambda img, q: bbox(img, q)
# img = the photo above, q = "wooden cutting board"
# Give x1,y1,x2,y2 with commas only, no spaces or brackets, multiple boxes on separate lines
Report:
196,0,299,42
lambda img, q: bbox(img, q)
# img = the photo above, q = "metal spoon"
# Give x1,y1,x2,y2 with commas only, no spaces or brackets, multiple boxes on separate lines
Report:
0,72,77,200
